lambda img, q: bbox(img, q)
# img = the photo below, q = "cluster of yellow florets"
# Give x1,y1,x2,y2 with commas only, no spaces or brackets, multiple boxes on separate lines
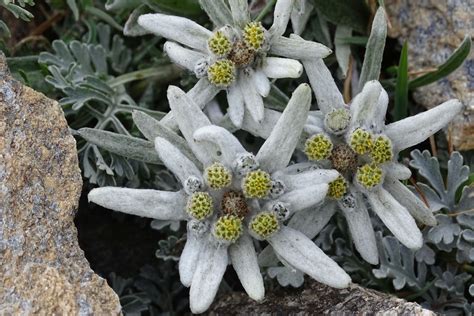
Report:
304,134,333,161
328,176,347,199
207,60,235,87
208,31,232,56
249,212,279,239
371,136,393,164
242,170,271,198
356,164,383,189
349,128,374,155
205,162,232,189
186,192,213,220
213,215,243,243
243,22,265,50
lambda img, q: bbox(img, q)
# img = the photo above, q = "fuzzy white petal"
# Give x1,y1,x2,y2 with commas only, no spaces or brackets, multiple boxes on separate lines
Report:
155,137,203,184
252,70,271,97
163,41,206,72
257,84,311,173
302,58,345,114
227,84,245,128
334,25,352,77
261,57,303,79
241,108,281,139
88,187,186,220
274,169,339,191
198,0,233,27
269,0,294,38
350,80,386,130
290,0,314,35
384,176,437,226
179,230,206,286
138,14,212,52
367,188,423,249
229,232,264,301
385,99,463,152
166,86,215,165
339,194,378,265
277,184,328,213
239,70,265,123
161,79,220,131
270,35,332,60
288,203,337,239
385,162,412,180
228,0,250,27
190,240,228,314
269,226,351,288
193,125,247,167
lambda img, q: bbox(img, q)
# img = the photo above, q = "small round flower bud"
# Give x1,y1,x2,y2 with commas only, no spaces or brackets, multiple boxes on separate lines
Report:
194,59,209,78
184,176,204,194
269,180,285,198
340,194,356,209
330,144,358,173
221,191,249,218
208,31,232,56
186,192,213,220
242,170,272,198
356,163,383,190
349,128,374,155
249,212,280,240
271,202,290,221
324,109,351,135
328,176,347,200
304,134,333,161
188,219,209,237
207,60,235,87
371,135,393,164
213,215,243,243
233,153,259,176
204,162,232,189
243,22,265,50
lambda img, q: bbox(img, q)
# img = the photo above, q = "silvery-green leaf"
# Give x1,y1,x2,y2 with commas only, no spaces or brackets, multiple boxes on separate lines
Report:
385,162,411,180
138,14,212,52
357,7,387,92
78,128,161,164
414,244,436,265
199,0,233,27
372,232,427,290
123,5,150,36
133,110,200,168
269,35,332,60
228,0,250,28
335,25,352,77
288,203,337,239
150,219,180,231
88,187,187,220
163,41,206,72
267,266,305,288
105,0,141,11
290,0,313,35
257,84,311,173
229,232,264,301
269,226,351,288
427,214,461,246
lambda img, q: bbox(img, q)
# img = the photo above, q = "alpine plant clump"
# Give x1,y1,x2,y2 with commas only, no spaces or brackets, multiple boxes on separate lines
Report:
135,0,331,128
292,77,463,265
88,84,350,314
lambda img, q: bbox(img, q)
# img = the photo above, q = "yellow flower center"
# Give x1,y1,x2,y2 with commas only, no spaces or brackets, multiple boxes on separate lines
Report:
207,60,235,87
213,215,243,243
243,22,265,50
186,192,213,220
371,135,393,164
356,164,383,190
249,212,279,239
242,170,271,198
208,31,232,56
304,134,333,161
349,128,374,155
205,162,232,189
328,176,347,199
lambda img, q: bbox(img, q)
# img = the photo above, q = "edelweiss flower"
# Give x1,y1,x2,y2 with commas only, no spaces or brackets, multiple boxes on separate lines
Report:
88,84,350,313
136,0,330,128
290,78,463,264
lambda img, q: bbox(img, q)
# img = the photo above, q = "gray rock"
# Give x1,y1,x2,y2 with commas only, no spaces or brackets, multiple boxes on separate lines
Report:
0,52,121,314
386,0,473,150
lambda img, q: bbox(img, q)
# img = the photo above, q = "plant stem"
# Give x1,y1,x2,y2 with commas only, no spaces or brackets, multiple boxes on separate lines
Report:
107,65,181,88
255,0,277,22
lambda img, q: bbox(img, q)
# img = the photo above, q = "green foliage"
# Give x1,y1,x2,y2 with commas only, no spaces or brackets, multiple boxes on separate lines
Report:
394,41,408,121
0,0,35,37
312,0,369,33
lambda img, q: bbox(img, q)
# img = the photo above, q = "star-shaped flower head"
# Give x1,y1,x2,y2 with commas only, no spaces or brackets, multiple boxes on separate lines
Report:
88,83,350,314
136,0,331,128
292,71,464,264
